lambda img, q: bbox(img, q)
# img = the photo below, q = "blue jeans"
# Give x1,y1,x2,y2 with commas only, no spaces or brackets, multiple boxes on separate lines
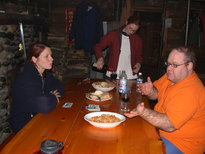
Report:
161,137,184,154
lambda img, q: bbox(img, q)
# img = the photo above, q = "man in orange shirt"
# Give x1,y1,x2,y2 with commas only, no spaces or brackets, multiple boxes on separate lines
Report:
125,47,205,154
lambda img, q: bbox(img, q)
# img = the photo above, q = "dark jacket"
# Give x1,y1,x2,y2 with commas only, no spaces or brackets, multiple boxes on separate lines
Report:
94,29,143,71
69,1,103,53
9,63,64,133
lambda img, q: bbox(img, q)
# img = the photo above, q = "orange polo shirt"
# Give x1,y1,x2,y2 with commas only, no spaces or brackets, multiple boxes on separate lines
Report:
154,72,205,154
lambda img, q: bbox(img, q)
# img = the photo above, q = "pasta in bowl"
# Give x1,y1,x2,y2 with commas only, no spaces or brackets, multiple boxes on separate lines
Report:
92,82,115,92
84,112,126,128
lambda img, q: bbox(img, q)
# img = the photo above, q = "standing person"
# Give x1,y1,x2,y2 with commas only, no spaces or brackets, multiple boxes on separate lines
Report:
125,47,205,154
9,42,64,133
94,14,142,79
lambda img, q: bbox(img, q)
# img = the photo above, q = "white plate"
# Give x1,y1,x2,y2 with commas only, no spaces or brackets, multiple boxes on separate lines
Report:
86,93,112,101
92,82,115,92
84,112,126,128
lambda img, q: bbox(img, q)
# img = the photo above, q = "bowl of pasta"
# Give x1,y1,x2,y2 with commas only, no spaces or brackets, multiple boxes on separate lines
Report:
84,111,126,128
92,82,115,92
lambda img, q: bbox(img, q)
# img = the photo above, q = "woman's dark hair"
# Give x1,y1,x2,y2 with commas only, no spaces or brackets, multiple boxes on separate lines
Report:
127,14,141,26
28,42,50,64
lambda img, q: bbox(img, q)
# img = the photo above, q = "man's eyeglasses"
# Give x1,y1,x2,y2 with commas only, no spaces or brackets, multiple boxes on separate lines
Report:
165,62,189,68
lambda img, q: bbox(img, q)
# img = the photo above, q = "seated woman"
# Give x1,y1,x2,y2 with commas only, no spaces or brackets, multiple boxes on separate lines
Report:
9,42,64,133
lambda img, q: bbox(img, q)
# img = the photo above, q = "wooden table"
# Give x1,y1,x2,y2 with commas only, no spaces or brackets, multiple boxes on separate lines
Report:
1,78,164,154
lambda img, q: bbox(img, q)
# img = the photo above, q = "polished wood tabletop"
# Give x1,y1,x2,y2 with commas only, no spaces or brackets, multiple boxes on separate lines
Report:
1,78,164,154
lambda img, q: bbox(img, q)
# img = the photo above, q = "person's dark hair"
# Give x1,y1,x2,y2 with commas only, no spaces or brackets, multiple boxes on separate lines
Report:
28,42,50,64
127,14,141,26
173,46,196,69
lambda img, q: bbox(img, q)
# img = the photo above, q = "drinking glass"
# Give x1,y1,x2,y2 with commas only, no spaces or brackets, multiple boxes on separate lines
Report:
111,71,117,80
120,89,130,112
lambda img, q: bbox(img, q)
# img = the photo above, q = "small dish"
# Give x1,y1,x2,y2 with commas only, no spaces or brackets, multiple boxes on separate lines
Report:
86,92,112,101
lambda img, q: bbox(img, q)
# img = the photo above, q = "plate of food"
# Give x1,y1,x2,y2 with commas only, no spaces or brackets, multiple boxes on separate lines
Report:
84,111,126,128
86,90,112,101
92,81,115,92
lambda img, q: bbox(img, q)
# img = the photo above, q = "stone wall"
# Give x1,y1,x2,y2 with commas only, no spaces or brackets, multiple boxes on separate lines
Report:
47,35,90,82
0,24,40,144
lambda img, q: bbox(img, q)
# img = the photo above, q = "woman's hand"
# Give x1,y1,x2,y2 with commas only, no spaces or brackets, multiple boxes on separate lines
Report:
124,102,145,118
96,57,104,69
50,90,61,103
132,63,141,74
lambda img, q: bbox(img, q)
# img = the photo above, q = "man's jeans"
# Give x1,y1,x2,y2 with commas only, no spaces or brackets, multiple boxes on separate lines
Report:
161,137,184,154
